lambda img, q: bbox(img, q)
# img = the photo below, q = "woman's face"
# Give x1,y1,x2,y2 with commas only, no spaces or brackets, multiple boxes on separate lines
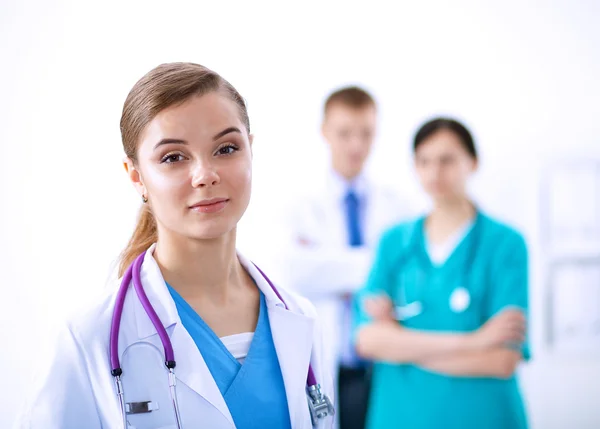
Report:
126,92,252,241
414,129,476,203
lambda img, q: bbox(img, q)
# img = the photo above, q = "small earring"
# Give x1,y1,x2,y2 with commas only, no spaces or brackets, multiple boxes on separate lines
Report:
142,195,148,204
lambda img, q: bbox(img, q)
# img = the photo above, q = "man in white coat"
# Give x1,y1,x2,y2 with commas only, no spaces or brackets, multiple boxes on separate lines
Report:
269,87,412,429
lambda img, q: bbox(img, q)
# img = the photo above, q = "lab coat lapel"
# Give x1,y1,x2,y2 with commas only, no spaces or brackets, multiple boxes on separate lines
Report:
320,175,347,246
240,255,315,426
131,246,177,340
268,305,314,425
362,178,380,244
169,322,234,426
126,244,234,426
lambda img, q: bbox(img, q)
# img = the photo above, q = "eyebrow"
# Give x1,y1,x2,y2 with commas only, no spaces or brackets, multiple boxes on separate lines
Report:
153,138,187,150
212,127,242,141
153,127,242,150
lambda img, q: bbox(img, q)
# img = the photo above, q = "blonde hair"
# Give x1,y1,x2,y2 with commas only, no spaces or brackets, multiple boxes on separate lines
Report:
118,62,250,277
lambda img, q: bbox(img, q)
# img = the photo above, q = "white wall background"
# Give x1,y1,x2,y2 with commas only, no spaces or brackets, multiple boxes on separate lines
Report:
1,0,599,427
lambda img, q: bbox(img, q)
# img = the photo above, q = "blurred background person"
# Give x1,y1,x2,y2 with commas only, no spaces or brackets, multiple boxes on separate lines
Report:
354,118,530,429
271,87,412,429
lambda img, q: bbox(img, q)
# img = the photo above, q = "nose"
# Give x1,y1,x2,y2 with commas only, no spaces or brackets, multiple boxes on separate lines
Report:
345,137,363,157
191,161,220,188
430,162,443,181
348,134,363,149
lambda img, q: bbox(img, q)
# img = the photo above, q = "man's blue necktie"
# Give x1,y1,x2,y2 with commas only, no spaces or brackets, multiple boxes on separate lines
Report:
345,190,363,247
341,188,365,367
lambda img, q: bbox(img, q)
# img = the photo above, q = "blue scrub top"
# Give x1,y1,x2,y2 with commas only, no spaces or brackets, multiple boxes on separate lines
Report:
353,212,530,429
168,285,292,429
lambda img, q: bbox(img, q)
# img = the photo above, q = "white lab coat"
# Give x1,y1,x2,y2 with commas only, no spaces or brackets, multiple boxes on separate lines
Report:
14,245,334,429
264,172,411,381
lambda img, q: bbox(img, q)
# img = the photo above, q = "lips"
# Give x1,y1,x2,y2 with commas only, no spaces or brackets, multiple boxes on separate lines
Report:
189,198,229,214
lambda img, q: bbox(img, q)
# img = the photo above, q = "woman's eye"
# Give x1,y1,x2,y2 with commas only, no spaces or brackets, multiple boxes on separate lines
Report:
161,153,185,163
217,145,238,155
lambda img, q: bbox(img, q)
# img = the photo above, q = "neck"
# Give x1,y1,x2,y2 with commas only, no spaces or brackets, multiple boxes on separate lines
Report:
153,228,243,302
331,161,359,182
426,197,475,239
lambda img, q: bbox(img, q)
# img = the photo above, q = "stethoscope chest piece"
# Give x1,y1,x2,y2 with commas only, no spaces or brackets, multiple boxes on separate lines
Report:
307,384,335,426
449,287,470,313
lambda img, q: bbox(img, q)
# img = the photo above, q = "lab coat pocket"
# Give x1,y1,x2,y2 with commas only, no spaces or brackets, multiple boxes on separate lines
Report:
121,342,182,429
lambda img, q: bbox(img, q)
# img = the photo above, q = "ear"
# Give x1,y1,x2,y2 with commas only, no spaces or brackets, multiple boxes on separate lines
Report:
471,157,479,173
248,134,254,158
321,120,333,147
123,157,147,199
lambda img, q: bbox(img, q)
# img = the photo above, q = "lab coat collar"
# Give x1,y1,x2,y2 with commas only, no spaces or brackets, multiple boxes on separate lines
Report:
237,252,287,309
132,245,291,340
327,168,368,203
133,243,180,340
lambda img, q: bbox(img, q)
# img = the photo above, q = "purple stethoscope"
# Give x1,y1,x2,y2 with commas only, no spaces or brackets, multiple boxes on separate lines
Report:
109,250,334,428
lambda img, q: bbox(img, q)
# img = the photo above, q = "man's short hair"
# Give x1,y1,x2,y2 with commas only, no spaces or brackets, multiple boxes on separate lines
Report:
324,86,376,115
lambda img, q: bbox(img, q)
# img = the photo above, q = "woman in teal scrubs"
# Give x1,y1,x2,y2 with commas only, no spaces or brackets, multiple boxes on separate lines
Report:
353,117,530,429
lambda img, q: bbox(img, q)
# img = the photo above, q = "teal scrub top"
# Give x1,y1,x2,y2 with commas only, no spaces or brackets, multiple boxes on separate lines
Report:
353,212,530,429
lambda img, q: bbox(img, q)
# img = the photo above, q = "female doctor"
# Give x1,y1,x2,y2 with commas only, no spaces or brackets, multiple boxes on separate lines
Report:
353,118,530,429
15,62,334,429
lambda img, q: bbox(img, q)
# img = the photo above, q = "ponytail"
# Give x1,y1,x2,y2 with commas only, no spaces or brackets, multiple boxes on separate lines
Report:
118,204,157,277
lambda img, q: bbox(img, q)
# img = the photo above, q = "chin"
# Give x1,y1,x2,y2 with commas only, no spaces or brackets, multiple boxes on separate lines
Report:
427,188,449,199
184,218,239,241
344,166,364,179
432,193,463,204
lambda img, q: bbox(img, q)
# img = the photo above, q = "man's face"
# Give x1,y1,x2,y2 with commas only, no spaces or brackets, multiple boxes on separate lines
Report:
322,103,377,180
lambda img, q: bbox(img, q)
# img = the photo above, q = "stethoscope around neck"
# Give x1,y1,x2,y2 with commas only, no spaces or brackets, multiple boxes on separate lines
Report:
394,213,481,321
109,250,334,428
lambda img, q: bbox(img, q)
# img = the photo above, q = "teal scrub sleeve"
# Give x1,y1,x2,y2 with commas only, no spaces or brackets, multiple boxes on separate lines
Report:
487,231,531,360
352,227,400,339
